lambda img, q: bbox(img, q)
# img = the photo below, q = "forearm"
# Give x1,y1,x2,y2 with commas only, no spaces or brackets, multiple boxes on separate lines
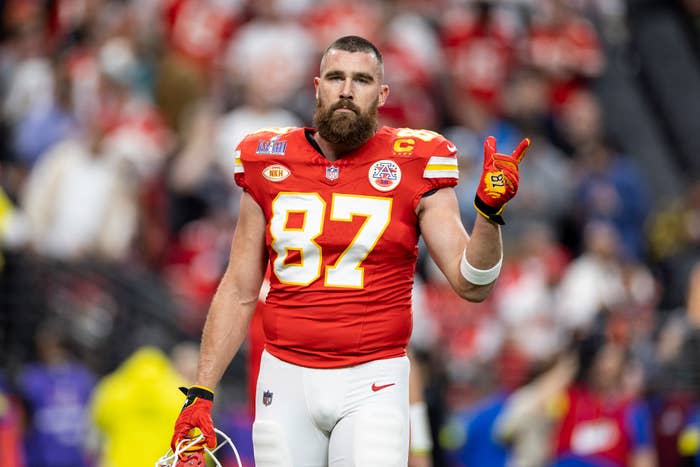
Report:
196,272,258,390
456,215,502,300
419,189,501,301
194,193,267,390
465,215,502,269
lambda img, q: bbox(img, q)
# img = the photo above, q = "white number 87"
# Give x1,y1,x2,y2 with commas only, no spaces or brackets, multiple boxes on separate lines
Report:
269,193,392,289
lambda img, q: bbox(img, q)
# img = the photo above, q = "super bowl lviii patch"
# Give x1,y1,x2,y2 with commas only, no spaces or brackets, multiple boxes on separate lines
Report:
256,136,288,156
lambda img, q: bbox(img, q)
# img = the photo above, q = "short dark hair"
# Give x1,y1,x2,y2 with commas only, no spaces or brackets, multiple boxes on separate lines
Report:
323,35,383,65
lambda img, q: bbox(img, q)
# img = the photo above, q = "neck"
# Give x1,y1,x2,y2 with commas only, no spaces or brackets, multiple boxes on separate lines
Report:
312,131,372,162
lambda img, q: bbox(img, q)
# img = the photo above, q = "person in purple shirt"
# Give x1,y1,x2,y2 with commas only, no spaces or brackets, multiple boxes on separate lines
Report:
16,321,95,467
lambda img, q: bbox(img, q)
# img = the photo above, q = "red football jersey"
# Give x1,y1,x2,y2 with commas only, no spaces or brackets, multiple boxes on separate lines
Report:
234,126,458,368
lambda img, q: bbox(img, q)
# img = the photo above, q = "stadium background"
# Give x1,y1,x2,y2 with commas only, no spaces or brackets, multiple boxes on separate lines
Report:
1,0,700,465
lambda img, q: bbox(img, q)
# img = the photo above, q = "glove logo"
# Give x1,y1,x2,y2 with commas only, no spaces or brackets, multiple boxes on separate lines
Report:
484,171,506,198
263,390,273,406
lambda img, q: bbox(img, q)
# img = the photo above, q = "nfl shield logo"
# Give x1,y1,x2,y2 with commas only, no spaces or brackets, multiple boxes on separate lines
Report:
325,165,339,181
263,390,273,406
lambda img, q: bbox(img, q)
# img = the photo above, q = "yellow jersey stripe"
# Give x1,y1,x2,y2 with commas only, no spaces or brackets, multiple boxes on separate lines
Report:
427,156,458,166
234,157,244,174
425,164,458,171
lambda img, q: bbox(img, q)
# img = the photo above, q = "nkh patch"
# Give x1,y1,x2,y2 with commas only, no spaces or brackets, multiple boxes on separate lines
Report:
325,165,339,181
256,136,287,156
263,390,273,406
368,160,401,192
262,164,290,182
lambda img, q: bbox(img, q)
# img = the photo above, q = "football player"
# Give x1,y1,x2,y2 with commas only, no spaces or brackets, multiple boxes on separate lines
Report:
171,35,529,466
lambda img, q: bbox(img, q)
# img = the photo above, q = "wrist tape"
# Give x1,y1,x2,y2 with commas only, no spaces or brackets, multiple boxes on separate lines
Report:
459,249,502,285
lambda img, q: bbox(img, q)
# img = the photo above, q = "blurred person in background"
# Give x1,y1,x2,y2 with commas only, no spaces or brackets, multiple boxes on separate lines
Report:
551,334,656,467
439,1,518,124
649,262,700,466
657,263,700,465
155,0,241,134
10,55,76,168
16,320,95,467
664,262,700,396
525,0,604,109
440,352,577,467
556,221,631,333
169,34,530,466
556,89,649,259
19,36,169,262
1,7,54,138
493,222,570,369
648,181,700,310
89,346,185,467
500,68,574,239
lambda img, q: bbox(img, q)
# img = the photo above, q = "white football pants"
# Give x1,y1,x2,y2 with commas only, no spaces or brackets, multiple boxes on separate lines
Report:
253,350,410,467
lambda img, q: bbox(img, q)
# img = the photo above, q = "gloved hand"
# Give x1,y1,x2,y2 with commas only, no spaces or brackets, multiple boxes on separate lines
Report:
171,386,217,451
474,136,530,225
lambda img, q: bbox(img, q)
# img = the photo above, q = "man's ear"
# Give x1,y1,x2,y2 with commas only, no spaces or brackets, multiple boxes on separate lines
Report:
378,84,390,108
313,77,320,100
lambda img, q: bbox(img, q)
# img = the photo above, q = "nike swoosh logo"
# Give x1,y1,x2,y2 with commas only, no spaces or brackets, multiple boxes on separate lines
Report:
371,383,396,392
446,143,457,153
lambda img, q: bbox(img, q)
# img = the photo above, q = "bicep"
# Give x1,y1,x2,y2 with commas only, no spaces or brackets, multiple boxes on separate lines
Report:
223,192,268,302
417,188,469,283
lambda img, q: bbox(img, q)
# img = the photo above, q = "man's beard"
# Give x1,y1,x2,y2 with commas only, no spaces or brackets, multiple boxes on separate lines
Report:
312,97,378,149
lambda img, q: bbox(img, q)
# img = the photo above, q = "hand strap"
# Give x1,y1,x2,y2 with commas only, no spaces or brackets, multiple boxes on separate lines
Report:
179,385,214,406
474,195,505,225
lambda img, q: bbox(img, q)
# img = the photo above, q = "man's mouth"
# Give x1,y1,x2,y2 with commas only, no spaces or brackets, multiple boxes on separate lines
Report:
333,101,359,114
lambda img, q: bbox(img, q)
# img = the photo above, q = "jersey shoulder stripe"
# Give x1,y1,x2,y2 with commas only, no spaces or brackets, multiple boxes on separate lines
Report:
424,155,458,179
233,149,244,174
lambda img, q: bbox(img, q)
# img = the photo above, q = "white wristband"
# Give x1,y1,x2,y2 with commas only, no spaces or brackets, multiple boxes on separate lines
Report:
409,402,433,453
459,249,502,285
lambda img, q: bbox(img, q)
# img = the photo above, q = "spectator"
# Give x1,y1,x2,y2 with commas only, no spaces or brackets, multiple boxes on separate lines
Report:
526,0,604,108
551,334,656,467
89,346,185,467
648,181,700,309
16,321,95,467
557,90,650,259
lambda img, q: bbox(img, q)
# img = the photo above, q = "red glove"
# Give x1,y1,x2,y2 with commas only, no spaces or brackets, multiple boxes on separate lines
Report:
171,386,217,451
474,136,530,225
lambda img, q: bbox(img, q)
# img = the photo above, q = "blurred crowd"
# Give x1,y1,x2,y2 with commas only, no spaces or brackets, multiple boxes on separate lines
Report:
1,0,700,466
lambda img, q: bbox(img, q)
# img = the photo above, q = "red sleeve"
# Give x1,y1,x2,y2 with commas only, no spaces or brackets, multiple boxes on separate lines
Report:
421,136,459,192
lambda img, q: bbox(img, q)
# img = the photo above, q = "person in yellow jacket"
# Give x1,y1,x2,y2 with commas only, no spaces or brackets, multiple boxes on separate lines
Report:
90,346,186,467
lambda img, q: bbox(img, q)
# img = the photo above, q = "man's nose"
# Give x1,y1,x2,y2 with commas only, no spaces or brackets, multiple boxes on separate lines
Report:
340,78,353,99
